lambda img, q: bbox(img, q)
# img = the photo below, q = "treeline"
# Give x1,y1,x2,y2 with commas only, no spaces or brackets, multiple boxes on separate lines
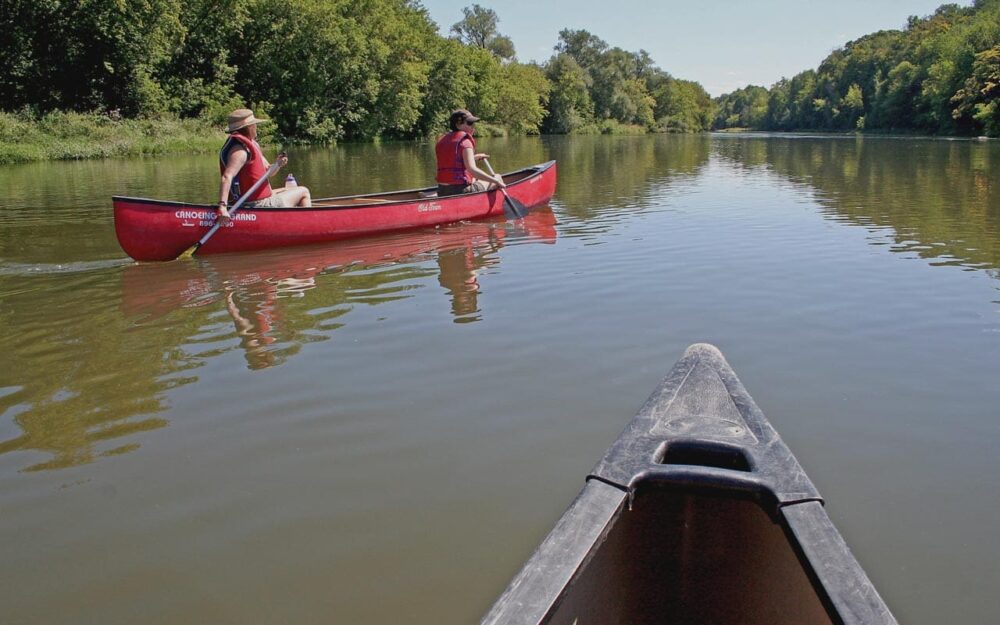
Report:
0,0,713,142
714,0,1000,135
544,30,714,133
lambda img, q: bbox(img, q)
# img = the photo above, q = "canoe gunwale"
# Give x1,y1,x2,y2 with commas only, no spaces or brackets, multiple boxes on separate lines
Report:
481,343,898,625
111,160,555,211
781,501,900,625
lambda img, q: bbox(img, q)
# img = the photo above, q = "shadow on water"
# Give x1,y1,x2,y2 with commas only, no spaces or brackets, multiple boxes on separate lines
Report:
0,209,557,471
712,134,1000,277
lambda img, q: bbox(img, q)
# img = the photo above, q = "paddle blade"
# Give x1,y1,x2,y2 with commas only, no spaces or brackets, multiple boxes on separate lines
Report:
503,194,527,219
175,242,200,260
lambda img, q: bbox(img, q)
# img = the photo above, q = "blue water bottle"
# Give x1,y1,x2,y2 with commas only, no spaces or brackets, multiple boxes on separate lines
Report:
285,174,297,188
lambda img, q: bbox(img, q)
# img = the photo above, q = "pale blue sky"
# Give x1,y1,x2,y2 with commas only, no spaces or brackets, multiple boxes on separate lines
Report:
419,0,972,96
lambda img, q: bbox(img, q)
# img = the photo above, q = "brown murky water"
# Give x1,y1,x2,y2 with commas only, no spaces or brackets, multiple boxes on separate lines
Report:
1,134,998,624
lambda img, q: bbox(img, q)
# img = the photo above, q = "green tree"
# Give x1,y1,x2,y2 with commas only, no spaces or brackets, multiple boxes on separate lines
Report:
547,28,712,133
765,79,793,129
543,54,594,133
451,4,515,61
161,0,251,119
952,44,1000,134
233,0,439,141
790,70,818,128
652,78,713,132
495,64,550,133
554,29,609,73
712,1,1000,134
417,38,483,135
840,82,865,128
713,85,769,129
877,60,922,128
0,0,184,115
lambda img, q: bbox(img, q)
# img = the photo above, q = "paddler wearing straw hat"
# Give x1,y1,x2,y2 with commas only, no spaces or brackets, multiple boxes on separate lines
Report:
218,108,312,225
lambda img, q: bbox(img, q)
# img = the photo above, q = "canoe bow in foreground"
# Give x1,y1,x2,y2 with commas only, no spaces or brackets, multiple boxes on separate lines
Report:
481,343,898,625
113,160,556,261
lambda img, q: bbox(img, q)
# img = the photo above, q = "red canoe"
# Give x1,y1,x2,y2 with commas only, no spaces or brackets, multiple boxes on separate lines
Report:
113,160,557,261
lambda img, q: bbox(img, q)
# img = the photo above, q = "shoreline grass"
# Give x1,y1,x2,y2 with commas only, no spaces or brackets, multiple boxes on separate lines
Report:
0,111,229,165
11,110,963,167
0,110,674,166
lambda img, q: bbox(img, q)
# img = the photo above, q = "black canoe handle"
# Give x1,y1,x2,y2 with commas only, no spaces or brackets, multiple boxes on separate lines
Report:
589,464,769,500
588,464,823,517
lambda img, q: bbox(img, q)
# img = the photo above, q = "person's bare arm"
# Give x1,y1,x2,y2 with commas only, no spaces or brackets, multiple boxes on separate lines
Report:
462,146,505,187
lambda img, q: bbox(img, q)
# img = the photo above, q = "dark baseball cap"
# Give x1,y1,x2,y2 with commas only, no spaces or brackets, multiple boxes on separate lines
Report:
450,109,480,126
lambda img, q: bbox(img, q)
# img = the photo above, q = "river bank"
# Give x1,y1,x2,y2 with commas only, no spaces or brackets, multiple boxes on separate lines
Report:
0,111,230,165
0,110,664,166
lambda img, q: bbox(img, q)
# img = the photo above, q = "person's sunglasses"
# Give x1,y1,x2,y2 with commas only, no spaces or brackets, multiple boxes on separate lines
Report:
466,120,476,126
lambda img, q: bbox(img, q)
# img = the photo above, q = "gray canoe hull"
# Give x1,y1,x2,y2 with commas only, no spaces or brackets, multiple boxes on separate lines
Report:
481,343,896,625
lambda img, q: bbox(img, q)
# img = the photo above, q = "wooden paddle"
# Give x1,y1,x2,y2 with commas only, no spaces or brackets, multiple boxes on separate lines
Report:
177,161,281,260
483,159,526,219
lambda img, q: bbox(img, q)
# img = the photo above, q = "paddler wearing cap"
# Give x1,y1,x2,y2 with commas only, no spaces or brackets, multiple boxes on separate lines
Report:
218,108,312,224
435,109,507,197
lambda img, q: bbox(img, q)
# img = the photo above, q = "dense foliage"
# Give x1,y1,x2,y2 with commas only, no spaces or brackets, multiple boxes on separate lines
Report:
0,0,713,144
714,0,1000,135
544,30,715,134
7,0,1000,143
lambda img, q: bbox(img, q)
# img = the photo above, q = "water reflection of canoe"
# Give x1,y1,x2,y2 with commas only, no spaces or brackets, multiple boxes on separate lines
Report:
482,344,897,625
121,208,558,321
113,161,557,261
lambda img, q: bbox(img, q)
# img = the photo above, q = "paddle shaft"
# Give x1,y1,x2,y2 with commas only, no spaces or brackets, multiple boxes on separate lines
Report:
187,162,281,255
482,159,524,218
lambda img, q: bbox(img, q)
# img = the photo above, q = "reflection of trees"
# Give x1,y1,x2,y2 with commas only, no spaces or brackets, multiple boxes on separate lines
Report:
714,136,1000,273
0,273,186,471
0,159,142,263
541,134,712,227
0,211,556,471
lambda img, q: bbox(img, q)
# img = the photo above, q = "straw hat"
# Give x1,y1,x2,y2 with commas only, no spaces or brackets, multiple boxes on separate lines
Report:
226,108,269,133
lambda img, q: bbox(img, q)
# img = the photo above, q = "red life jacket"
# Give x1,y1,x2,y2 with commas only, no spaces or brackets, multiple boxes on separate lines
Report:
435,131,475,185
220,133,273,203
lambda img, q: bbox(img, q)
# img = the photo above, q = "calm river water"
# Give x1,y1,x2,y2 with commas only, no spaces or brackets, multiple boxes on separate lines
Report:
1,134,998,623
